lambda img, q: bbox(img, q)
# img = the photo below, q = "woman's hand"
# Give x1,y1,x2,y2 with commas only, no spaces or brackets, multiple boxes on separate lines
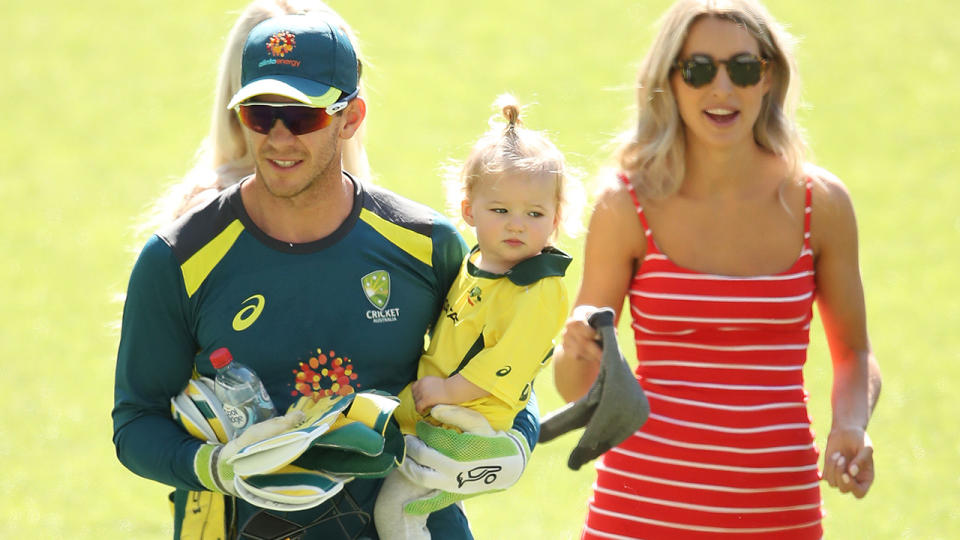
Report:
560,305,604,363
553,306,604,402
822,426,874,498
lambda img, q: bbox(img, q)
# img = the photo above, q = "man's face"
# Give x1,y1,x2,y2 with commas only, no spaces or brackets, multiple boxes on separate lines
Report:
241,94,346,200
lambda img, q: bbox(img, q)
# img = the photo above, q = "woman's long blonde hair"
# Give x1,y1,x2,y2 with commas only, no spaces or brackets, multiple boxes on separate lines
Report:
615,0,806,198
144,0,370,232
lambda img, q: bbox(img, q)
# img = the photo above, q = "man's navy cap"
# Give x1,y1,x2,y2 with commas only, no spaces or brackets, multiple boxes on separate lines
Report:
227,14,358,109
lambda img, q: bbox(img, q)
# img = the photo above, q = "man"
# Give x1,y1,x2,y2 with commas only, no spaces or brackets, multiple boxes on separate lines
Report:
113,13,535,539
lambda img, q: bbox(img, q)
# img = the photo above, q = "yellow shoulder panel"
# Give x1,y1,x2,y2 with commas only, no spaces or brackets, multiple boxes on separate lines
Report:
359,209,433,267
180,220,245,298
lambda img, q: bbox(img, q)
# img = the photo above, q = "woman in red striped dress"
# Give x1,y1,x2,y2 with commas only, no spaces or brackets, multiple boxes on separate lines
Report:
553,1,881,538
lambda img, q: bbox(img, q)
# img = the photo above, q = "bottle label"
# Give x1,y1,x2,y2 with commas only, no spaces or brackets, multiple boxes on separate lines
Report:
259,383,272,404
222,403,249,430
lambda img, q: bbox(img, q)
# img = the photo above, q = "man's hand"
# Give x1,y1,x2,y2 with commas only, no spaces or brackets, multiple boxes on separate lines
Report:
397,405,530,515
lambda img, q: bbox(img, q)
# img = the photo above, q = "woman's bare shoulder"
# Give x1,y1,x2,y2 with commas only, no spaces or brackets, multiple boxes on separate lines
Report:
804,163,855,216
592,172,643,217
804,163,859,258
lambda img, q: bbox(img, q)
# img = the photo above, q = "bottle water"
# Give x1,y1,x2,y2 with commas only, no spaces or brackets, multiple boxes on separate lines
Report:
210,347,276,437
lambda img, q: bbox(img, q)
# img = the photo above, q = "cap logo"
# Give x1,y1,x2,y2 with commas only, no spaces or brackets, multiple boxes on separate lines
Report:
266,30,296,57
231,15,358,109
259,30,302,69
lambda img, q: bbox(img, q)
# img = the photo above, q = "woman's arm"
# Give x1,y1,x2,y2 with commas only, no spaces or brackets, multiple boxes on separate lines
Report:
810,170,881,499
553,184,645,403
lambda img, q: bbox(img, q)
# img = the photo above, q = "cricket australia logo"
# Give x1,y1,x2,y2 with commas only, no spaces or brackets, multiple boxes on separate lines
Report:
362,270,400,323
467,286,482,306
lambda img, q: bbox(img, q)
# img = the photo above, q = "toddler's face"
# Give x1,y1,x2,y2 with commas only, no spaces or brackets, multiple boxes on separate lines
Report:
462,171,559,274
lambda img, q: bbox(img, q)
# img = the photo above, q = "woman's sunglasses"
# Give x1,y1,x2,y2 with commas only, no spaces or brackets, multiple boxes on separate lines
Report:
235,100,351,135
673,53,768,88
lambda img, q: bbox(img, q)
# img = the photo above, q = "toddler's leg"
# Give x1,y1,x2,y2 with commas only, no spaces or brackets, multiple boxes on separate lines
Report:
374,470,433,540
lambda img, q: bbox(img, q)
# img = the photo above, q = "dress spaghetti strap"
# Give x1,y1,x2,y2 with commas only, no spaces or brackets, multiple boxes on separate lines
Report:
618,173,657,253
803,177,813,250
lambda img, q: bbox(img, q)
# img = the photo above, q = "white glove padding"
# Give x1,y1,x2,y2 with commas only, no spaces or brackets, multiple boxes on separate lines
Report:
374,470,433,540
429,405,496,436
195,410,306,497
234,464,346,511
229,391,400,477
171,377,234,443
226,398,347,476
397,405,530,514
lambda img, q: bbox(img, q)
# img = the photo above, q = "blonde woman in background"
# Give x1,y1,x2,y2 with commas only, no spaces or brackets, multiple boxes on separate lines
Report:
553,0,881,538
145,0,370,231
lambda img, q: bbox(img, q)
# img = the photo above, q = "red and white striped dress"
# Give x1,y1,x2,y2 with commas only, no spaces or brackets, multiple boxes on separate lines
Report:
582,174,822,539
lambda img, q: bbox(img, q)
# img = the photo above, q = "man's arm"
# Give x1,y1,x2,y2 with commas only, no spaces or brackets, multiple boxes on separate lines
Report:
112,236,205,490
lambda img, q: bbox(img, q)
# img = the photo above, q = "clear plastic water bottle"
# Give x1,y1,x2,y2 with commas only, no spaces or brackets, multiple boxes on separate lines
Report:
210,347,277,437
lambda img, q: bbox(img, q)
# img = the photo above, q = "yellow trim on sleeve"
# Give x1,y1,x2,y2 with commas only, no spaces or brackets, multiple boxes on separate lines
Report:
359,209,433,267
181,220,245,297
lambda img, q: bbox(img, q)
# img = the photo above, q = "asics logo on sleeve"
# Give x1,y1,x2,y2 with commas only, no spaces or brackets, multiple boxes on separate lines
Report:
232,294,265,331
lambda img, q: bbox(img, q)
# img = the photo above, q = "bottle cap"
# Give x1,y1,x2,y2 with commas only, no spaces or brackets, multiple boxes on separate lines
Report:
210,347,234,369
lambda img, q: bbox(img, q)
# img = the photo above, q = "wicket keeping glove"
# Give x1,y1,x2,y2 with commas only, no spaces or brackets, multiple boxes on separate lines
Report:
398,404,531,515
170,378,235,443
234,464,346,511
293,391,404,478
194,409,307,498
226,393,354,476
231,391,403,510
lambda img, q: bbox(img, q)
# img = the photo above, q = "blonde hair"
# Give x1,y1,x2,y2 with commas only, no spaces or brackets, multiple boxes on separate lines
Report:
615,0,806,198
445,94,585,240
144,0,370,232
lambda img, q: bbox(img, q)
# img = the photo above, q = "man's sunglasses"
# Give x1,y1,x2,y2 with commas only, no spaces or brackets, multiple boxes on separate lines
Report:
673,53,768,88
236,99,351,135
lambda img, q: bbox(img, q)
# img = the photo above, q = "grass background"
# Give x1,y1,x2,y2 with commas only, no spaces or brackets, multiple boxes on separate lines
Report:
2,0,958,538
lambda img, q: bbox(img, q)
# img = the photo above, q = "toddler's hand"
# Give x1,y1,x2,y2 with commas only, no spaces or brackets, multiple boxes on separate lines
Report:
411,376,447,413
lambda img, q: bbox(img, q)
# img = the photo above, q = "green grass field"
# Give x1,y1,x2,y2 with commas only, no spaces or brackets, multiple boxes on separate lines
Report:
3,0,958,538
